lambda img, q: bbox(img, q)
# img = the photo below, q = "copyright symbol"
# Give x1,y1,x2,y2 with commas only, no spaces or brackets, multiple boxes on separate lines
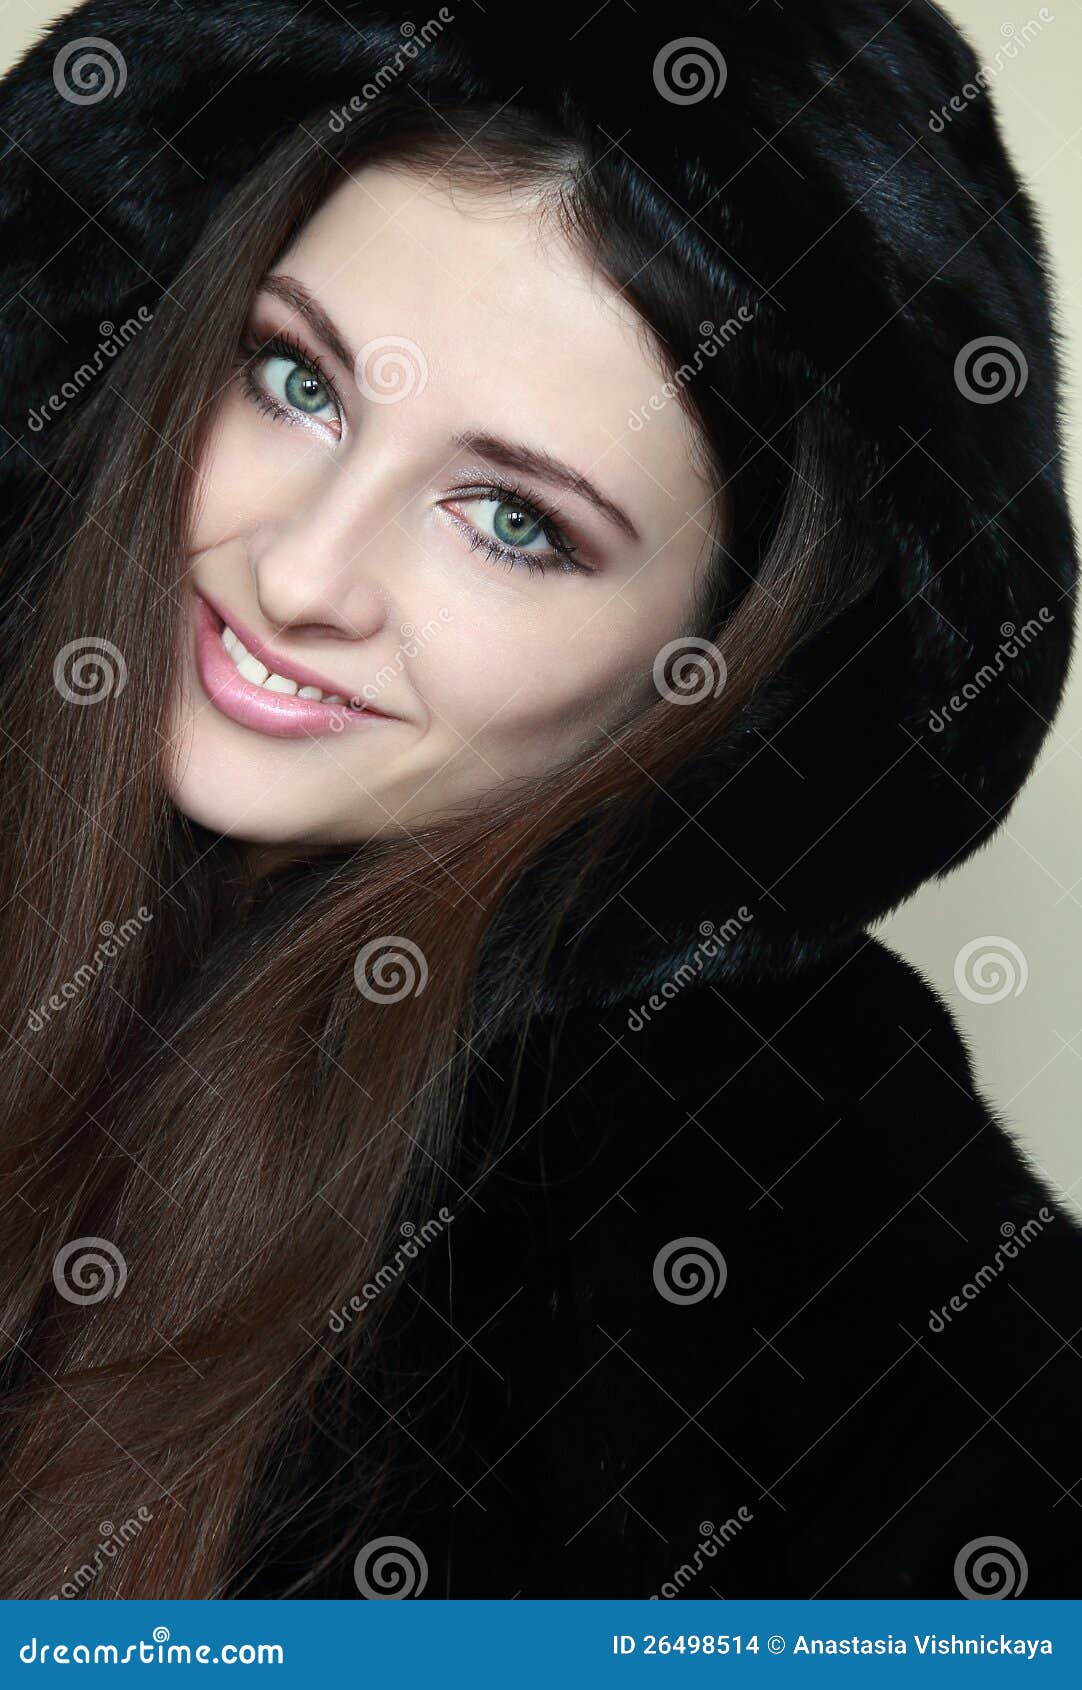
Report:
767,1635,786,1653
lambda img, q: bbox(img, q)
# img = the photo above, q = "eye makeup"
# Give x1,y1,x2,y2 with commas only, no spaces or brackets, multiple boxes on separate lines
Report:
234,324,594,577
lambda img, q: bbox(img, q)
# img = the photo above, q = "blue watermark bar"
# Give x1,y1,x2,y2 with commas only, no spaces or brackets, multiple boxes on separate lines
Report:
1,1600,1081,1684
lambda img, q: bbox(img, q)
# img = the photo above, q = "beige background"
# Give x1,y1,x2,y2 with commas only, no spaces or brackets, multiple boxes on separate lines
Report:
876,0,1082,1224
3,0,1080,1214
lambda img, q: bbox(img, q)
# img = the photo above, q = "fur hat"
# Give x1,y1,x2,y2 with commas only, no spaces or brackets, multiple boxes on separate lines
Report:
1,0,1074,1010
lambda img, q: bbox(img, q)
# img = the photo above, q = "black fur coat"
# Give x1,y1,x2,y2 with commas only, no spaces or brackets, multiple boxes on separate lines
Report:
2,0,1080,1600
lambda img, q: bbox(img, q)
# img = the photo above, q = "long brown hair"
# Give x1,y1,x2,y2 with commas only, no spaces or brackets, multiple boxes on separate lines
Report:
0,97,885,1596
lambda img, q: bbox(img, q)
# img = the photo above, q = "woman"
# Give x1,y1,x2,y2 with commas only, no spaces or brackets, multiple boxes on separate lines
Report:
0,0,1079,1601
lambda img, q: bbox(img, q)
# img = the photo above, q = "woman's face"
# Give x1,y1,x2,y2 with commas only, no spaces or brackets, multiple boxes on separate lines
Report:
165,162,718,856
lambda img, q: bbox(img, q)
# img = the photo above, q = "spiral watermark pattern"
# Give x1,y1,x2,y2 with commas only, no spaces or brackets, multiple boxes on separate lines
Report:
353,1534,428,1597
653,635,727,705
954,935,1028,1004
954,336,1029,404
53,38,127,104
354,336,429,403
53,637,128,704
653,1237,728,1304
653,37,728,104
353,935,429,1002
52,1236,128,1305
954,1535,1028,1598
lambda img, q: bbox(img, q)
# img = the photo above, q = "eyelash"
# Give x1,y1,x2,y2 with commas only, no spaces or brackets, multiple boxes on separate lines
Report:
443,480,586,577
234,328,589,579
237,327,345,425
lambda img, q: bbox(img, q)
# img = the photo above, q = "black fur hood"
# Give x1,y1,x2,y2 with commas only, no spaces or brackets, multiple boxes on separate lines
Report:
0,0,1075,1012
5,3,1082,1605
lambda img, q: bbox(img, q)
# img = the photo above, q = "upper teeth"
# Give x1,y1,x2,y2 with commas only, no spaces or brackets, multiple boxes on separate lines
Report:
220,621,350,705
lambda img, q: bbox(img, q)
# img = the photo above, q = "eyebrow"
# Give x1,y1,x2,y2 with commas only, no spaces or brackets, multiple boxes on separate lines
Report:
259,273,357,375
258,272,641,543
449,432,640,543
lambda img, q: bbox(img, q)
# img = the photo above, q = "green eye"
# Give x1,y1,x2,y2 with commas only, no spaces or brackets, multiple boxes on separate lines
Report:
480,497,549,553
239,328,343,431
445,488,587,576
265,355,337,420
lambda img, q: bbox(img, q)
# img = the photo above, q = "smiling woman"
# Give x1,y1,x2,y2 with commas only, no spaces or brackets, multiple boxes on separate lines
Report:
169,160,716,858
1,0,1081,1608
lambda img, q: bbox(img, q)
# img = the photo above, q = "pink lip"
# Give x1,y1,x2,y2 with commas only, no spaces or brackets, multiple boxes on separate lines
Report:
193,590,396,740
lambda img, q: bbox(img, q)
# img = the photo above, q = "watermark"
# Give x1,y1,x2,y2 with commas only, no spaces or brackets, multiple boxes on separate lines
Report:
327,11,455,131
27,906,154,1033
625,912,750,1027
52,636,129,704
627,910,753,1031
353,1534,428,1598
328,610,452,729
653,37,727,104
653,635,728,705
51,1510,153,1599
954,336,1029,403
52,1236,128,1305
653,1237,728,1304
649,1508,754,1598
328,1209,455,1330
27,309,154,432
927,610,1054,732
353,935,429,1001
954,935,1029,1004
954,1535,1029,1598
628,312,754,432
19,1631,283,1665
928,12,1054,131
53,37,127,104
928,1208,1055,1333
354,334,429,404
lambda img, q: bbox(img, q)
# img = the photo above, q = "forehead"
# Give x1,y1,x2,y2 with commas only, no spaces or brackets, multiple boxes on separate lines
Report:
277,162,711,520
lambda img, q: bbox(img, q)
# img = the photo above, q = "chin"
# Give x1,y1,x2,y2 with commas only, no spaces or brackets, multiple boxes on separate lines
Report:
167,786,284,846
163,750,287,849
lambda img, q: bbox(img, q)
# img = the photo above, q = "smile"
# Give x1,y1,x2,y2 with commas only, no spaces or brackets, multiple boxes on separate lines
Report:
193,590,394,740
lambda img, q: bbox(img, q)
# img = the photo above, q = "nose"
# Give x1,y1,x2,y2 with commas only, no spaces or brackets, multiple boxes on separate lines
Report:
247,448,403,643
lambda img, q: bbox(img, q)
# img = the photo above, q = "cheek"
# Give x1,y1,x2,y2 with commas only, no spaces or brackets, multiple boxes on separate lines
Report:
418,600,655,759
188,401,288,546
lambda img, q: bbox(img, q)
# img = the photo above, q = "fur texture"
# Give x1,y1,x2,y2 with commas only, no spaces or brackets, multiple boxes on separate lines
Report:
251,937,1082,1598
2,0,1080,1598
